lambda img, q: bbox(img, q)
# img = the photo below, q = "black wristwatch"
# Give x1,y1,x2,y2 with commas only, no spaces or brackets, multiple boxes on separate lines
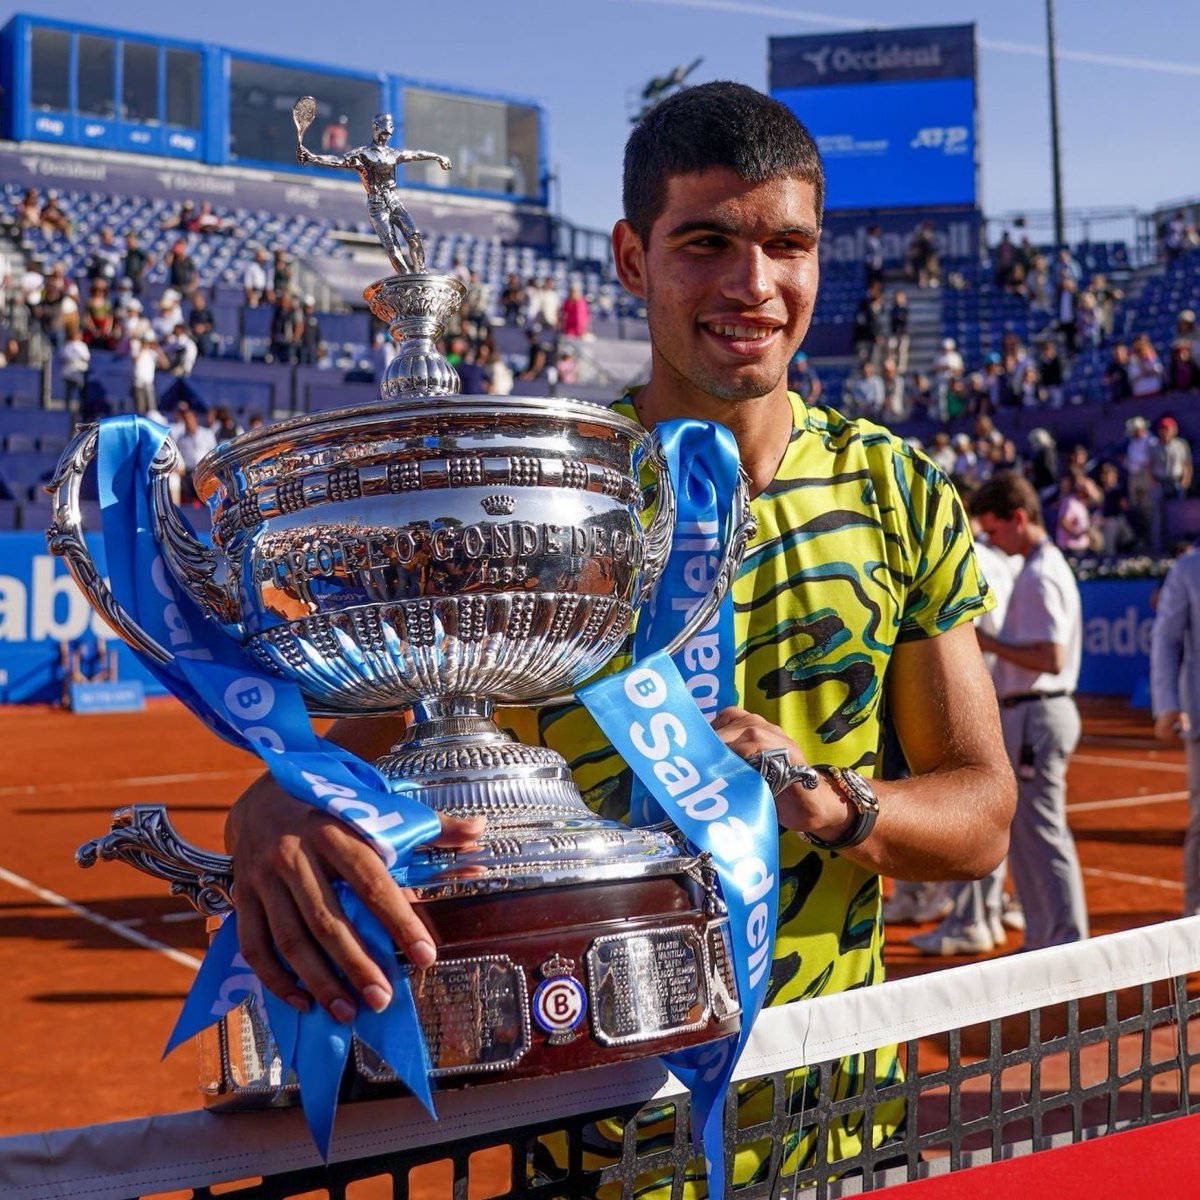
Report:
806,765,880,851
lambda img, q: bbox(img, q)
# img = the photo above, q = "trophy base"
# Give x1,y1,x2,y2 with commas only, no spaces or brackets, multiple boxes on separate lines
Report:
201,870,740,1109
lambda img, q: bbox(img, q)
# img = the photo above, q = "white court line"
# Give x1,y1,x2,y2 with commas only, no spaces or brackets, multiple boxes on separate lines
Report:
160,910,205,924
1071,753,1187,773
0,769,255,798
1068,790,1188,813
1082,866,1184,892
0,865,201,972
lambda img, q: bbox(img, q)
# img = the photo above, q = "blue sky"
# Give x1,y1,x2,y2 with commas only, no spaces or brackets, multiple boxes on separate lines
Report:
24,1,1200,233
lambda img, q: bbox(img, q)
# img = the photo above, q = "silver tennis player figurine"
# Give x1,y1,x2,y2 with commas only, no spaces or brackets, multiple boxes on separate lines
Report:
293,95,463,396
293,97,450,274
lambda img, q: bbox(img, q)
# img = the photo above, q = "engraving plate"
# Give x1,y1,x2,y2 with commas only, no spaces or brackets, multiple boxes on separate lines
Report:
587,925,709,1046
356,955,529,1080
706,919,742,1021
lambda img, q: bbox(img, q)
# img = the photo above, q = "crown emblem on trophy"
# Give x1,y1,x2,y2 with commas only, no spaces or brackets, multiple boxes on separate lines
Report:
481,493,517,515
540,953,577,979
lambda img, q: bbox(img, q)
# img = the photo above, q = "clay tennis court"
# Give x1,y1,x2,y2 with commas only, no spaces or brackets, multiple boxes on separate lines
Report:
0,694,1191,1179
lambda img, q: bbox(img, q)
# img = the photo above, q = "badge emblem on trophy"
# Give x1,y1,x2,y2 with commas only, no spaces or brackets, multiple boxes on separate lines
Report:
49,97,756,1119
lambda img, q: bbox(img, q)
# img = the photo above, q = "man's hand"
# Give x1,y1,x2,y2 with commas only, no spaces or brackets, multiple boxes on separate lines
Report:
1155,710,1188,741
226,781,483,1023
710,707,855,845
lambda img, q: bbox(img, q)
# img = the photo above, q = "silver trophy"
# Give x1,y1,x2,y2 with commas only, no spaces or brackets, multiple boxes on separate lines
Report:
51,100,756,1104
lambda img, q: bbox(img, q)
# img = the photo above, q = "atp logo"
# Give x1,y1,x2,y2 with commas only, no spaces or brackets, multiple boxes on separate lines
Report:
911,126,970,155
802,46,832,76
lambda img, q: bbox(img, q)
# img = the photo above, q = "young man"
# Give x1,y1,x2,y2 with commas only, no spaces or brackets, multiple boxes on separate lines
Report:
969,472,1087,950
225,82,1013,1189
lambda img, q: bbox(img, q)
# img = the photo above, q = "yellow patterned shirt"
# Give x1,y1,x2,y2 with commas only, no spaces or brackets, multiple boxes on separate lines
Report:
504,391,992,1194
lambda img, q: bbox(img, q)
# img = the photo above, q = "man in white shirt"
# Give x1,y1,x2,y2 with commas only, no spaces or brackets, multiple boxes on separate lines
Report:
174,404,217,503
969,471,1088,949
162,323,198,377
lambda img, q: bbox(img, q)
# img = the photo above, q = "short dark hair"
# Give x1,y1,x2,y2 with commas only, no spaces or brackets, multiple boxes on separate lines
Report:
969,471,1045,528
623,81,825,243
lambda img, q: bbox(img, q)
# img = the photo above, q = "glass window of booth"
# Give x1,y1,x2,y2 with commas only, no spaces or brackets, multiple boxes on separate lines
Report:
402,89,540,199
228,57,380,167
122,41,159,123
30,26,70,112
77,34,115,118
165,49,201,128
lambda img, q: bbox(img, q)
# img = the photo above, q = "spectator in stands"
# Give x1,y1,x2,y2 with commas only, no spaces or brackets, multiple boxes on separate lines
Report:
1169,340,1199,392
1056,275,1079,357
297,297,322,366
162,323,199,378
122,232,153,297
85,228,122,285
951,432,978,480
994,231,1017,291
500,273,526,325
247,413,266,433
879,359,905,419
59,329,90,410
1017,362,1042,407
537,276,561,331
162,200,198,233
1153,416,1193,500
786,349,821,403
33,266,77,351
559,281,591,340
1037,340,1065,408
322,114,350,153
928,430,955,474
863,223,884,289
0,336,28,367
1054,468,1097,553
1163,210,1191,264
195,201,233,236
166,239,199,300
39,190,71,238
887,290,910,374
1027,428,1058,501
211,406,242,444
907,219,939,288
1052,246,1082,290
477,340,513,396
931,337,963,420
1096,462,1134,556
14,186,39,232
852,281,883,365
1123,416,1159,550
555,347,579,386
269,292,302,365
1076,291,1101,351
244,248,271,308
273,250,294,302
462,272,490,345
130,331,162,415
371,329,397,381
1128,333,1165,400
1090,274,1122,339
849,357,888,420
1026,253,1052,316
1105,342,1133,402
187,291,218,359
153,290,184,341
80,279,118,351
519,327,552,380
174,404,217,503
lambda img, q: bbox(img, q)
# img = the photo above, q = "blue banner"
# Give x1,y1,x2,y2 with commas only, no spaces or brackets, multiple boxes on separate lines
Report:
0,531,166,703
1078,578,1156,697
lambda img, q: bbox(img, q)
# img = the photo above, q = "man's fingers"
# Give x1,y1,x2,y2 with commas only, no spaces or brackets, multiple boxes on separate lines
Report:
236,894,311,1012
429,813,486,849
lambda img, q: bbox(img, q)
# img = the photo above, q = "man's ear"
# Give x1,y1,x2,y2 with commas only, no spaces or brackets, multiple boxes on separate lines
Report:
612,220,647,300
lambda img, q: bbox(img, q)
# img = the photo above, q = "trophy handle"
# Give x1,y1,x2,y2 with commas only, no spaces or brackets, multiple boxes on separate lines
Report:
77,804,235,916
46,423,240,664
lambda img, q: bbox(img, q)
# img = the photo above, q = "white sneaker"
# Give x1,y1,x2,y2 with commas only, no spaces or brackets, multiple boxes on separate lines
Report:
988,912,1008,948
883,884,953,924
909,923,995,956
1001,894,1026,932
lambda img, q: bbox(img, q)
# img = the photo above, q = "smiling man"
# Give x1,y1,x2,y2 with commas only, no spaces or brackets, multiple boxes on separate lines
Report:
227,81,1014,1194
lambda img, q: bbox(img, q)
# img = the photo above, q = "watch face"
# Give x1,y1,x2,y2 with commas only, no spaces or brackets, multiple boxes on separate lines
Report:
837,767,880,813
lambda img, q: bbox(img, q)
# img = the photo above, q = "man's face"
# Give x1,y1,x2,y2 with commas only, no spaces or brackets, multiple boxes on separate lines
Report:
373,115,394,142
614,168,820,409
977,511,1023,556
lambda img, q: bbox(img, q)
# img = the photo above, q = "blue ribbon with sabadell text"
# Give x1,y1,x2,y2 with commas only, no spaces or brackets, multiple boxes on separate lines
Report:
92,415,443,1157
579,419,779,1197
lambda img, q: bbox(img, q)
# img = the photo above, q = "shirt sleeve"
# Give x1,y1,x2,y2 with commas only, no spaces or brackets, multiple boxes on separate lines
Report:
1151,560,1189,716
897,453,994,641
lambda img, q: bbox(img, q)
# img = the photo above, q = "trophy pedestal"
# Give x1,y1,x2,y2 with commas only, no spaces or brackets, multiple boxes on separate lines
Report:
202,871,740,1109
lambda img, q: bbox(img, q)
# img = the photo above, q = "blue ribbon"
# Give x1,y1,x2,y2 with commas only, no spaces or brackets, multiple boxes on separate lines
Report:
93,415,442,1156
580,419,778,1197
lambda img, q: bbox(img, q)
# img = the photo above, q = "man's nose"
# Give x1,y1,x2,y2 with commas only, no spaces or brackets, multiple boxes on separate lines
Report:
721,245,773,306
